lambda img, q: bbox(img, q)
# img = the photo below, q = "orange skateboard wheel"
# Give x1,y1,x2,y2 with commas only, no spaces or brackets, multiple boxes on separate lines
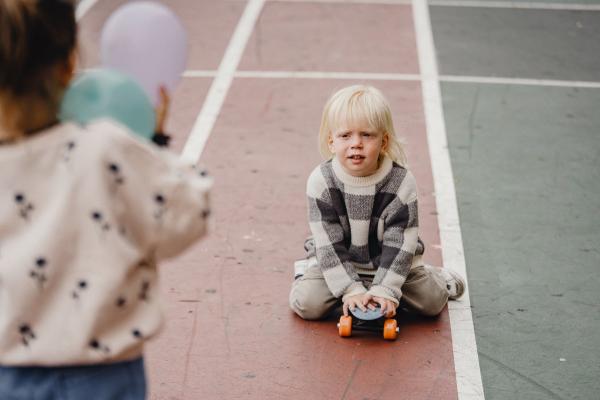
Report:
383,319,398,340
338,315,352,337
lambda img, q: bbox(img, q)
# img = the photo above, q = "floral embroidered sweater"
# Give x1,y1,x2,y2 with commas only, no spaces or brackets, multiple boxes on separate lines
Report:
0,120,211,366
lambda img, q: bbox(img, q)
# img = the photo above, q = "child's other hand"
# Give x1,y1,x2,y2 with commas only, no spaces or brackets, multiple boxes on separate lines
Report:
371,296,397,318
343,294,370,316
154,86,170,134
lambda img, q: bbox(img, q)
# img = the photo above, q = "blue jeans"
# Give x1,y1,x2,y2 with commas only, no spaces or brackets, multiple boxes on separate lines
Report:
0,357,146,400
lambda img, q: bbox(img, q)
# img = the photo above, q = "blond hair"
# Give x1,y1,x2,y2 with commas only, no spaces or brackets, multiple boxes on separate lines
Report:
318,85,407,166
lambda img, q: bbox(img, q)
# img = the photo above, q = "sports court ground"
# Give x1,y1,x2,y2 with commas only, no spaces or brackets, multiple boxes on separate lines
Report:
78,1,600,398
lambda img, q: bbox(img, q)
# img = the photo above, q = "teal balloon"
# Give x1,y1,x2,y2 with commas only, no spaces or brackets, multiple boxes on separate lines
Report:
60,69,155,139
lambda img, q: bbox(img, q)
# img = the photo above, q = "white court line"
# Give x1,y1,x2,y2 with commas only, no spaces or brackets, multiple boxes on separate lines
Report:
235,70,421,80
184,70,420,81
180,0,266,163
268,0,600,9
412,1,485,399
428,0,600,11
75,0,100,20
269,0,411,4
441,75,600,89
183,69,600,88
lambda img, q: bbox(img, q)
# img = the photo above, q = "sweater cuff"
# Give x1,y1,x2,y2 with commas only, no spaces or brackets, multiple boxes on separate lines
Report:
367,285,401,306
341,282,368,302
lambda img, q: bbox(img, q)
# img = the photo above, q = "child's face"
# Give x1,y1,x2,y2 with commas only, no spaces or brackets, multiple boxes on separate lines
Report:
328,120,388,177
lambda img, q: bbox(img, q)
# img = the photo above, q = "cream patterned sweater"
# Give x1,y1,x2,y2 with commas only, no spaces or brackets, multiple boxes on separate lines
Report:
0,120,211,366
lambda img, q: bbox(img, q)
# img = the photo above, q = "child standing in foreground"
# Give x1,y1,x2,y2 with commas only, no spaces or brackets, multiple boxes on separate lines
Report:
0,1,210,399
289,85,465,320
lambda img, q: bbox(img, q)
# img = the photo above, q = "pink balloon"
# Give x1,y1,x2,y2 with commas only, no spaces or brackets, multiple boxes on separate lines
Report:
100,2,187,104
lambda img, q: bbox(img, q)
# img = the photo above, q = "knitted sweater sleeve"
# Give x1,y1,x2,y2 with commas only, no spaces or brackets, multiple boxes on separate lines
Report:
90,120,213,261
368,170,419,305
306,168,367,299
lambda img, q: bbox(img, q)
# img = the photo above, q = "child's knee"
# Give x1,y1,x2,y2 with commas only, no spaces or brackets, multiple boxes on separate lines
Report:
290,297,330,320
289,285,331,320
415,293,447,317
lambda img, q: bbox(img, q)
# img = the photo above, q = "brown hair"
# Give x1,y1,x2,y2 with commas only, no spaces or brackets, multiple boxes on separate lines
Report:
0,0,76,139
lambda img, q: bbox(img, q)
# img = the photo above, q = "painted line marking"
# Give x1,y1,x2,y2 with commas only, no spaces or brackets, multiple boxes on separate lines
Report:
180,0,266,164
268,0,600,10
75,0,100,20
268,0,412,4
428,0,600,11
183,69,600,88
441,75,600,89
412,0,485,399
234,70,422,80
183,70,421,81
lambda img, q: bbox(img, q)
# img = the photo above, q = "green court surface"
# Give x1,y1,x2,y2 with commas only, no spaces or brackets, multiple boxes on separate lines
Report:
431,6,600,81
442,83,600,399
433,3,600,400
431,0,600,4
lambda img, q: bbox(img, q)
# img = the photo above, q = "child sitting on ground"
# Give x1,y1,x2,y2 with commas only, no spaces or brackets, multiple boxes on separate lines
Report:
289,85,464,320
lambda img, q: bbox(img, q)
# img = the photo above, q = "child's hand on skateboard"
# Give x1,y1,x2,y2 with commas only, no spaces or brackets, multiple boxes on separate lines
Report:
369,296,397,318
343,293,372,316
339,295,399,340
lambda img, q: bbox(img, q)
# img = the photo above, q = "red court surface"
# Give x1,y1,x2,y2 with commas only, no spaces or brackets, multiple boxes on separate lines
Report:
80,1,460,399
80,0,245,70
238,2,419,73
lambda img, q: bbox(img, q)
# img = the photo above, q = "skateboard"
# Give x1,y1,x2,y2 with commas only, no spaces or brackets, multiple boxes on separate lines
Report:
337,306,399,340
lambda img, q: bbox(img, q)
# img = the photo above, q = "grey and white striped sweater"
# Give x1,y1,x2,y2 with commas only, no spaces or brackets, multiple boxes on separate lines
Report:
306,156,425,305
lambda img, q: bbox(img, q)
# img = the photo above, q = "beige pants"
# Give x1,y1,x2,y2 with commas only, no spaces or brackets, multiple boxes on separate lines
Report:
289,261,449,320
